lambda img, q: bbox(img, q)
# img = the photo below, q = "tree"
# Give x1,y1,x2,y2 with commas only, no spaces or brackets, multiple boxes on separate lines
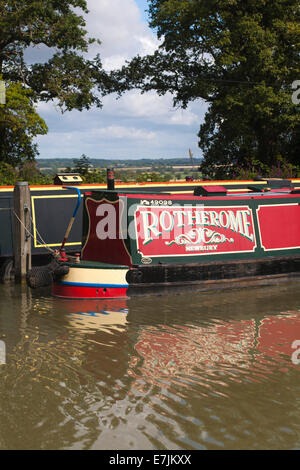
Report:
0,0,113,165
0,80,48,165
0,0,111,111
73,153,92,176
113,0,300,177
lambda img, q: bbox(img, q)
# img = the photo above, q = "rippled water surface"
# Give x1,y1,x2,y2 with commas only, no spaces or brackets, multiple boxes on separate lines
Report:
0,280,300,450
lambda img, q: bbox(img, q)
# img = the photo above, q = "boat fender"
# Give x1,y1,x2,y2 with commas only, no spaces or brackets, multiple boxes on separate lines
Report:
26,259,69,289
0,258,14,282
26,265,53,289
126,269,143,284
52,262,70,282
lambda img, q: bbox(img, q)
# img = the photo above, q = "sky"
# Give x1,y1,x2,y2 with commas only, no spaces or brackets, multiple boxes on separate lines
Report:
33,0,207,160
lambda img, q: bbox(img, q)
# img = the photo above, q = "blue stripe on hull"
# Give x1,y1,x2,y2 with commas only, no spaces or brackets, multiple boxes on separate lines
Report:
59,281,128,288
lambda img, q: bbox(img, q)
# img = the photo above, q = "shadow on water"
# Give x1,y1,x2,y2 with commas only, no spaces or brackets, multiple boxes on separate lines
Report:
0,280,300,449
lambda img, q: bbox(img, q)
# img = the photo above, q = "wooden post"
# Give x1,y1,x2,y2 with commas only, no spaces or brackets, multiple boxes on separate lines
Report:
13,182,32,281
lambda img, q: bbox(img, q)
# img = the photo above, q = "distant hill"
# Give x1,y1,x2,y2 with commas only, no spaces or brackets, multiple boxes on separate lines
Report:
37,157,202,173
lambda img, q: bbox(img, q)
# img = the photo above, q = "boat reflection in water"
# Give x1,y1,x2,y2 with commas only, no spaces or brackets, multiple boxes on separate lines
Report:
129,312,300,392
63,296,300,394
62,299,128,332
2,284,299,450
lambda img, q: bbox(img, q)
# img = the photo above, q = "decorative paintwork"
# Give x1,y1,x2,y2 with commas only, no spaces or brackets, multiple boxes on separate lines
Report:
134,204,257,259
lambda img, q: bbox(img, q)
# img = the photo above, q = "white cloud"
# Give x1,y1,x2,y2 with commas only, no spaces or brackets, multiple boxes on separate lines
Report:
102,55,128,71
85,0,159,67
97,125,156,140
102,91,199,127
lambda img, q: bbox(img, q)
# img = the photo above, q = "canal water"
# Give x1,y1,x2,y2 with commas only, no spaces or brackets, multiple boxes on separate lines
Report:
0,280,300,450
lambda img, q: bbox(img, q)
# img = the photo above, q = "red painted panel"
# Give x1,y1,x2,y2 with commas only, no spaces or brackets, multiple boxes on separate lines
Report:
81,197,132,266
134,205,256,258
257,204,300,250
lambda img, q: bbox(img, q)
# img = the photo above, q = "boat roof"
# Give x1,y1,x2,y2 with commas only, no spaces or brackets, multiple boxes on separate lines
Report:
87,186,300,200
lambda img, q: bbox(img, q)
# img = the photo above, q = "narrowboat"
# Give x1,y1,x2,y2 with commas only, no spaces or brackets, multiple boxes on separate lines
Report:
0,177,258,270
46,178,300,299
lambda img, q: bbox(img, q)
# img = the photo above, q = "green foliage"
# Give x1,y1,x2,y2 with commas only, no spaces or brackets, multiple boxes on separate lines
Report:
66,154,107,182
73,154,92,176
0,162,18,185
82,170,107,184
136,171,174,182
0,1,114,166
232,155,300,180
19,161,52,184
0,161,52,185
0,80,48,165
0,0,112,111
113,0,300,176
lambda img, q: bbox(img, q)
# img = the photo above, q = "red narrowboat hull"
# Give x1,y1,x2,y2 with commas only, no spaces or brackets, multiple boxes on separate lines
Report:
52,283,128,299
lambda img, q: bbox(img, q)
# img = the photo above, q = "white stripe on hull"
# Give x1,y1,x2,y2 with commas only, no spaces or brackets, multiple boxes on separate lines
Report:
61,266,129,287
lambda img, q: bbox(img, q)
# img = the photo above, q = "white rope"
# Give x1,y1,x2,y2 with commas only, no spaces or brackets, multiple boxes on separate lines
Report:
13,210,55,255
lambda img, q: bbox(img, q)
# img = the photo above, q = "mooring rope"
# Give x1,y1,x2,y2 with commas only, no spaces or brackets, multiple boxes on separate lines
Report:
13,210,55,255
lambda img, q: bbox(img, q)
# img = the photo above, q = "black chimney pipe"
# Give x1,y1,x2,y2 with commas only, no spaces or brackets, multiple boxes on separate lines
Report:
107,168,115,190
